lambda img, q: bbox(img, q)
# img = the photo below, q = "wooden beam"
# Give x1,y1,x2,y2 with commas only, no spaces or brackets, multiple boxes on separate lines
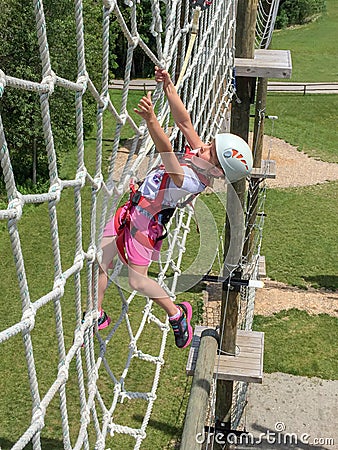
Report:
181,329,219,450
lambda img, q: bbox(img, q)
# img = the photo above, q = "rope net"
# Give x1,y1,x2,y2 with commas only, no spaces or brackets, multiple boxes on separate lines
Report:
0,0,237,448
255,0,281,49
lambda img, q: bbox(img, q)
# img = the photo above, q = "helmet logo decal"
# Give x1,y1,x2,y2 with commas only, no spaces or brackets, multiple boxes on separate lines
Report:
231,149,249,171
223,149,233,158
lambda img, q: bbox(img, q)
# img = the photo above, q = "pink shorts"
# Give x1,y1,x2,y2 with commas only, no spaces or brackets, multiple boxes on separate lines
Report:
103,203,164,266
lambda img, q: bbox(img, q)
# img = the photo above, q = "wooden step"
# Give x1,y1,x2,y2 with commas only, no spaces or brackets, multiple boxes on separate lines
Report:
186,326,264,384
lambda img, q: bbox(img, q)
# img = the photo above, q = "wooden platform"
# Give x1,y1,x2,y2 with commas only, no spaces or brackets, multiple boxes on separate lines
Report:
250,159,276,179
186,326,264,383
235,49,292,79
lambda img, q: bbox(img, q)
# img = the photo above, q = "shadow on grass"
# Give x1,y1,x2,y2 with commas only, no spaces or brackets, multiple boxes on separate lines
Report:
303,275,338,291
133,414,181,436
0,437,63,450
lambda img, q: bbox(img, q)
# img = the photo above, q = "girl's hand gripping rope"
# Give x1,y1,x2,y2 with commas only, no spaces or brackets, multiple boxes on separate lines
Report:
155,66,171,89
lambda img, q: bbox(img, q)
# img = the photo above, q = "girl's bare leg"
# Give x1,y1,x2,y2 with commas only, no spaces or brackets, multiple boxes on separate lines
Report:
97,236,118,311
128,263,179,317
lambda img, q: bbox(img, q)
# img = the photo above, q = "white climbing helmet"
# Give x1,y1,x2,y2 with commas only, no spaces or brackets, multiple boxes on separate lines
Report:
215,133,253,182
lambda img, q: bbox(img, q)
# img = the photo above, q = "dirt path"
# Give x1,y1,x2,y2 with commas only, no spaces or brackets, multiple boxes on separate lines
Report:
260,135,338,189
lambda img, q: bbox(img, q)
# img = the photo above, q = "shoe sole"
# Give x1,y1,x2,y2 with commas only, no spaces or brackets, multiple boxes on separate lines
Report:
180,302,193,349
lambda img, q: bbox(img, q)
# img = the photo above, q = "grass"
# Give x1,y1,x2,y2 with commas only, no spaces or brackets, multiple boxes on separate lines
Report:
262,182,338,290
263,94,338,163
271,0,338,82
253,310,338,380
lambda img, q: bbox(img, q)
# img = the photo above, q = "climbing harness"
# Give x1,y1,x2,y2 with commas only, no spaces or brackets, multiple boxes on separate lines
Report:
113,146,213,264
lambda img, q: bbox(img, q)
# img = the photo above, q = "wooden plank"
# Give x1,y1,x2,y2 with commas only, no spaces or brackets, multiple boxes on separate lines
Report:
109,79,157,90
187,327,264,383
251,159,276,179
259,255,266,277
235,49,292,79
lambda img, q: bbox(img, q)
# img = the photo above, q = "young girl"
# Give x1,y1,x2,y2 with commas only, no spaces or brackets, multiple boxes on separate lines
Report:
95,67,253,349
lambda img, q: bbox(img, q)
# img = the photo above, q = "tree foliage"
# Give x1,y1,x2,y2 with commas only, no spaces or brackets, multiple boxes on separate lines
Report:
0,0,107,191
276,0,326,28
0,0,160,194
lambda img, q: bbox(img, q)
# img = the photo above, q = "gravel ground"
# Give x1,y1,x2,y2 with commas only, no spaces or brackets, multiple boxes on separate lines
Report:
236,373,338,450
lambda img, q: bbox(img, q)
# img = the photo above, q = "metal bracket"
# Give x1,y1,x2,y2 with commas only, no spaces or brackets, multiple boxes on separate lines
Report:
202,273,264,291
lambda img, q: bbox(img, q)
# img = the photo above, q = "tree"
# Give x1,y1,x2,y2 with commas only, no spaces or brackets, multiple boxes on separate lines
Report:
275,0,326,28
0,0,108,191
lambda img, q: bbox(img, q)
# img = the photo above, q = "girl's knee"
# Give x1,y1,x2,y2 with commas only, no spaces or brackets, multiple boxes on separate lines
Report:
128,274,148,292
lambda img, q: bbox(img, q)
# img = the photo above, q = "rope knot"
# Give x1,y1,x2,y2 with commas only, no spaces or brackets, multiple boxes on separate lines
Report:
8,196,23,222
93,173,103,191
87,244,97,264
42,70,56,95
118,113,127,125
73,329,84,348
81,407,91,425
76,169,87,188
113,384,121,396
49,180,62,203
53,276,65,297
99,94,109,111
32,406,45,431
138,125,146,137
129,339,137,351
22,306,36,333
76,72,88,94
74,252,84,271
58,363,69,384
131,34,139,48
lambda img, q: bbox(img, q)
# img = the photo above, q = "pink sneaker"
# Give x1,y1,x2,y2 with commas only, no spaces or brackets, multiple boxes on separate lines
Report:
98,309,111,330
169,302,193,348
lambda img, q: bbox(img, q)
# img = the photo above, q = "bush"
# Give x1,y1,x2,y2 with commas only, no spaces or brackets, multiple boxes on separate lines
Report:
275,0,326,28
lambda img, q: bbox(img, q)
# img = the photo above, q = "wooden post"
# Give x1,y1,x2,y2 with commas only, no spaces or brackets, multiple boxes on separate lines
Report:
180,329,219,450
243,77,268,259
215,0,258,441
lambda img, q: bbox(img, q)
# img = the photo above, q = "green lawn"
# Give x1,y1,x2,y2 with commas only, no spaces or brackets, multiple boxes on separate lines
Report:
257,94,338,163
271,0,338,82
262,182,338,290
254,310,338,380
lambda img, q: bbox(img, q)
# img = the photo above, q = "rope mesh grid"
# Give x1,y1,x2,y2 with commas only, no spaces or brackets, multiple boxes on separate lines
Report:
0,0,237,448
255,0,281,49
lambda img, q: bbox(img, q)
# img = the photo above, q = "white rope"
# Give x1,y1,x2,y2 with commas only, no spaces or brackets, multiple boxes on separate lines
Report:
0,0,238,448
255,0,281,49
